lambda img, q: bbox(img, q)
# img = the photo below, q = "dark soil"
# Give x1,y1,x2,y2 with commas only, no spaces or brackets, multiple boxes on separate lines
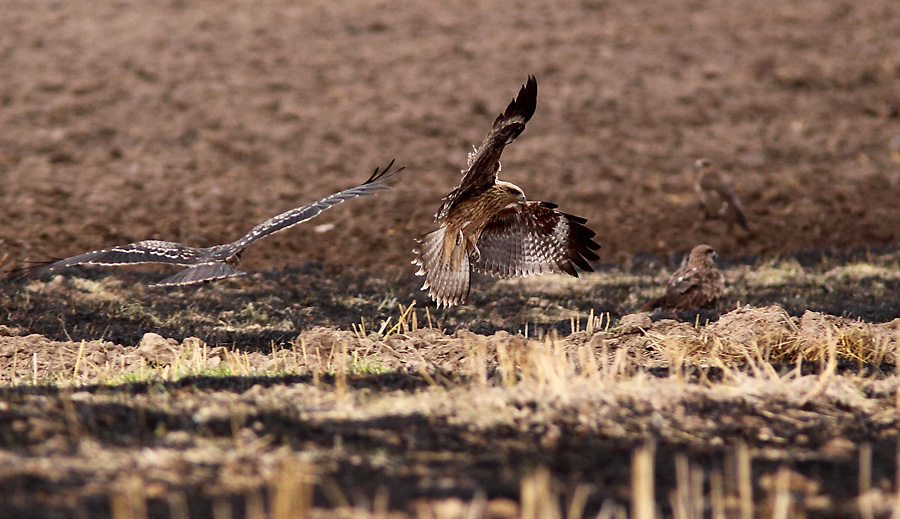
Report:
0,366,898,518
5,242,900,350
2,254,900,518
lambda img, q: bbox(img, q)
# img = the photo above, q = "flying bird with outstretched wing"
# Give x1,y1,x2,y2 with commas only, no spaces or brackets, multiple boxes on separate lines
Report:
13,161,403,286
413,76,601,308
694,158,750,232
639,244,725,312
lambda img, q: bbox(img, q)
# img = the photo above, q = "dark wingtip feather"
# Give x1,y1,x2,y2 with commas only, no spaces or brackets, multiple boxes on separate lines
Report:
364,159,405,186
504,75,538,125
564,212,601,272
568,239,599,272
562,212,588,225
572,240,601,262
582,247,601,261
6,258,67,282
558,260,578,277
565,214,601,252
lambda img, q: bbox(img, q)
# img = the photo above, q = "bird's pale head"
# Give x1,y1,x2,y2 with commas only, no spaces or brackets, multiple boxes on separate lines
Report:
688,244,718,267
694,158,712,170
496,180,526,202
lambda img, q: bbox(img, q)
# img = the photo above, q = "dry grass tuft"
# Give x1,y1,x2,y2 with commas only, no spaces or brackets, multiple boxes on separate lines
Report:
3,295,900,518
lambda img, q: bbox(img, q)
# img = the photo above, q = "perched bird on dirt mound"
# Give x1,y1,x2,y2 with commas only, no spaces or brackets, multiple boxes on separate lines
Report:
413,76,601,308
12,161,403,286
694,158,750,232
640,244,725,312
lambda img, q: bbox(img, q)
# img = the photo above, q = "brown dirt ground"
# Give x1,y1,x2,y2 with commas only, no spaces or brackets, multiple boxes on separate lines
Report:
1,299,900,519
1,256,900,518
1,0,900,274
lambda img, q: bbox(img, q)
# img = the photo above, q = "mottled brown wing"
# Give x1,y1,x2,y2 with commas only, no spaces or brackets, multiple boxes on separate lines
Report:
9,240,249,286
10,240,211,282
438,76,538,220
667,266,702,295
153,261,246,287
472,201,600,279
663,267,723,309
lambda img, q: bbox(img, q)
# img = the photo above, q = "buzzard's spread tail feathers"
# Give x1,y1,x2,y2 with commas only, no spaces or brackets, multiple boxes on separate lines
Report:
413,228,472,308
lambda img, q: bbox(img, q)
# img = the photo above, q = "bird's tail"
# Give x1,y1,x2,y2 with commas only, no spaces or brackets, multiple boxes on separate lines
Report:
152,262,246,287
639,296,664,313
412,227,471,308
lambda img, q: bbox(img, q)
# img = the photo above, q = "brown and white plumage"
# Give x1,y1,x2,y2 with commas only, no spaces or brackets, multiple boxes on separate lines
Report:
694,158,750,232
639,244,725,312
413,76,601,308
13,161,403,286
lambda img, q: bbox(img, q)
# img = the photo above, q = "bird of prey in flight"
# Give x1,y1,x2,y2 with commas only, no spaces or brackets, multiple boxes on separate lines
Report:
639,244,725,312
694,158,750,232
14,160,402,286
413,76,601,308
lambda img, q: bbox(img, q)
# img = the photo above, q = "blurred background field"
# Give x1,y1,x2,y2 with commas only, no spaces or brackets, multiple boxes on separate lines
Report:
1,0,899,273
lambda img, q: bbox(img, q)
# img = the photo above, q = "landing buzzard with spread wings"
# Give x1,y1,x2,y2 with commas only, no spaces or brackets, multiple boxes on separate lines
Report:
639,244,725,312
413,76,601,308
14,161,402,286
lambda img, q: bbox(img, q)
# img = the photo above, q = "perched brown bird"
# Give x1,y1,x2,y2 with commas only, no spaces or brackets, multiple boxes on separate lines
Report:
413,76,601,308
640,244,725,312
13,161,403,286
694,158,750,232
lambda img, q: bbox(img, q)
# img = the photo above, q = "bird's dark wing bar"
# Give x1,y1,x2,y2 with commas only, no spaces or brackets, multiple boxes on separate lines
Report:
152,261,246,287
440,76,538,218
10,240,210,281
226,160,404,252
472,201,600,279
